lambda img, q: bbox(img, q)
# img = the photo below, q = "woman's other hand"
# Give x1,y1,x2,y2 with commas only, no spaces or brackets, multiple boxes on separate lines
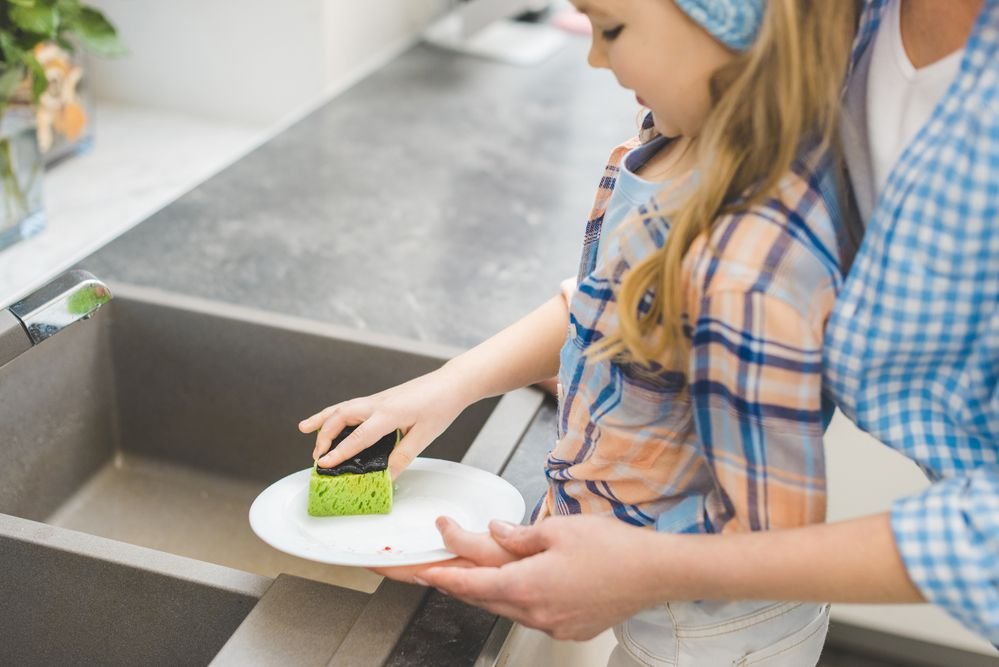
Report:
371,516,520,583
417,514,661,640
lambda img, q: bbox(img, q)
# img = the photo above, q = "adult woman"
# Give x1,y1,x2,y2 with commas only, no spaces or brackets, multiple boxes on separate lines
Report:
416,0,999,649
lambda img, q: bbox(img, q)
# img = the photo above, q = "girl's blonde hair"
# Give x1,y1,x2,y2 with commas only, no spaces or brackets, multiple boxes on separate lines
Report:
596,0,859,369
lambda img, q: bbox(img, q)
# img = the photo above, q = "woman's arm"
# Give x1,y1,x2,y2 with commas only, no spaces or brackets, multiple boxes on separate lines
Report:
418,512,923,641
300,293,569,474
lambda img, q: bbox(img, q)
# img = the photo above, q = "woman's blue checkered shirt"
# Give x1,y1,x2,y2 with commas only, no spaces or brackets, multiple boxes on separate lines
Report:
826,0,999,643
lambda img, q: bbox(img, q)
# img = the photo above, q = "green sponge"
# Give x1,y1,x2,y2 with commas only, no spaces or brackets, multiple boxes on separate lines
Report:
308,467,393,516
308,427,399,517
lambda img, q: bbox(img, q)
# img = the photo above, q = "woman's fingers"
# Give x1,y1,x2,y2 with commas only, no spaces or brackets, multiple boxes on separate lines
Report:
423,516,659,640
371,556,474,583
436,516,519,567
488,520,551,557
419,564,511,604
385,561,531,625
317,414,391,468
417,547,567,636
421,520,547,616
376,519,519,585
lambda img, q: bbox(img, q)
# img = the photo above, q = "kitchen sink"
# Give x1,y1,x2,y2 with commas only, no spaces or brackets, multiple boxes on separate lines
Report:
0,514,269,666
0,282,542,666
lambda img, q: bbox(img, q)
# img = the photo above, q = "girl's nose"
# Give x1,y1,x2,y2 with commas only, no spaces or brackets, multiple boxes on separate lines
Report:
587,39,608,69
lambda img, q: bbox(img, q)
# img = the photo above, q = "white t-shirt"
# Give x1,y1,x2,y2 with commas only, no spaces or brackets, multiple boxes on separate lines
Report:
842,0,963,221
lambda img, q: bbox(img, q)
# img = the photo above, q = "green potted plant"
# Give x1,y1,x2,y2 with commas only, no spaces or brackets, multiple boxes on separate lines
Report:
0,0,123,251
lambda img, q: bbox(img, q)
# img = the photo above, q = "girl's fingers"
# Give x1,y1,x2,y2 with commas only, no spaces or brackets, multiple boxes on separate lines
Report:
313,402,370,462
317,415,392,468
312,412,349,461
298,403,341,433
387,426,428,480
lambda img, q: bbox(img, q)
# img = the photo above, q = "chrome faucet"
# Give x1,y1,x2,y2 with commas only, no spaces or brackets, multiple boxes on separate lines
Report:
0,269,112,368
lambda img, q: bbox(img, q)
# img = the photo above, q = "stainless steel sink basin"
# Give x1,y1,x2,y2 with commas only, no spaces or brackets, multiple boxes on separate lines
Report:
0,283,542,666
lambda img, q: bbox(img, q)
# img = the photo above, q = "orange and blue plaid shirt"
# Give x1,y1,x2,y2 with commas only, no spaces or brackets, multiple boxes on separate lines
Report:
537,129,856,535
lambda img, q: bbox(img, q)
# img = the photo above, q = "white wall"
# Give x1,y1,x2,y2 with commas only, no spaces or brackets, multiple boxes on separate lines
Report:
85,0,449,126
321,0,450,103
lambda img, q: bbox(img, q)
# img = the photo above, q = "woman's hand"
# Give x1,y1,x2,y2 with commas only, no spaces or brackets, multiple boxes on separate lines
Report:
371,516,520,583
417,515,663,641
416,513,926,641
298,367,468,479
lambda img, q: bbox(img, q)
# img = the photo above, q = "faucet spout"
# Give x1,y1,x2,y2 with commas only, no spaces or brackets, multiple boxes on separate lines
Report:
0,270,112,367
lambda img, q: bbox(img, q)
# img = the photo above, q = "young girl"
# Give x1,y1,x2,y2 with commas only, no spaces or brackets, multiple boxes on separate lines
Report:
300,0,858,664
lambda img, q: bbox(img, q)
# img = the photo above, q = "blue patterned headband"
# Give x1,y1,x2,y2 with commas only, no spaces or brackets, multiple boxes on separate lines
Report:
674,0,767,52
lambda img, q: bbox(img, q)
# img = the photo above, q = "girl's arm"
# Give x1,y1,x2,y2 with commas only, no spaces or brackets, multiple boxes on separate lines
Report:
418,511,923,641
300,293,568,476
438,290,569,406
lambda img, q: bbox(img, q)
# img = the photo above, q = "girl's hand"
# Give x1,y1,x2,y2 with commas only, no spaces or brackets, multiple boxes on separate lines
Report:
301,293,567,477
416,515,662,641
298,367,468,479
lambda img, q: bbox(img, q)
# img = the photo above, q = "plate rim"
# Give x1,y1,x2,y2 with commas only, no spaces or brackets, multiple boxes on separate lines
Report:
249,458,525,567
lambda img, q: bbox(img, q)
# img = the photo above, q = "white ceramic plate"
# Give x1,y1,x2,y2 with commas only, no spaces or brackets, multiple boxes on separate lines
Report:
249,458,525,567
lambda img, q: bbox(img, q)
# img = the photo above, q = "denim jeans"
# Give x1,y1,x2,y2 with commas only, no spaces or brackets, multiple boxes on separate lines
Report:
607,600,830,667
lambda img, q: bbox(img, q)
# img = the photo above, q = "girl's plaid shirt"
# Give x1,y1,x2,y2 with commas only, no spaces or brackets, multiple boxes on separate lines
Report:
536,130,856,539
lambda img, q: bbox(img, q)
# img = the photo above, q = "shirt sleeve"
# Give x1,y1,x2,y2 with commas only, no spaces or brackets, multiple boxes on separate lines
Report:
689,289,828,533
559,276,577,307
891,467,999,642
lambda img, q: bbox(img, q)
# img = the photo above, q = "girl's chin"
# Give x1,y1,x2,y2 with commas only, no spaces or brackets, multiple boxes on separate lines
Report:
639,106,682,138
652,120,681,139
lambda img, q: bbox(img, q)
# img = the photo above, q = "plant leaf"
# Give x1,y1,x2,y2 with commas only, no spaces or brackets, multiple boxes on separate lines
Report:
24,52,47,102
73,6,125,57
55,0,80,25
0,31,25,63
0,65,26,101
10,5,59,37
54,35,75,52
8,0,38,8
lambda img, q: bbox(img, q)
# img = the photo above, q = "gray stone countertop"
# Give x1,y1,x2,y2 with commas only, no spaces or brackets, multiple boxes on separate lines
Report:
81,37,637,665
